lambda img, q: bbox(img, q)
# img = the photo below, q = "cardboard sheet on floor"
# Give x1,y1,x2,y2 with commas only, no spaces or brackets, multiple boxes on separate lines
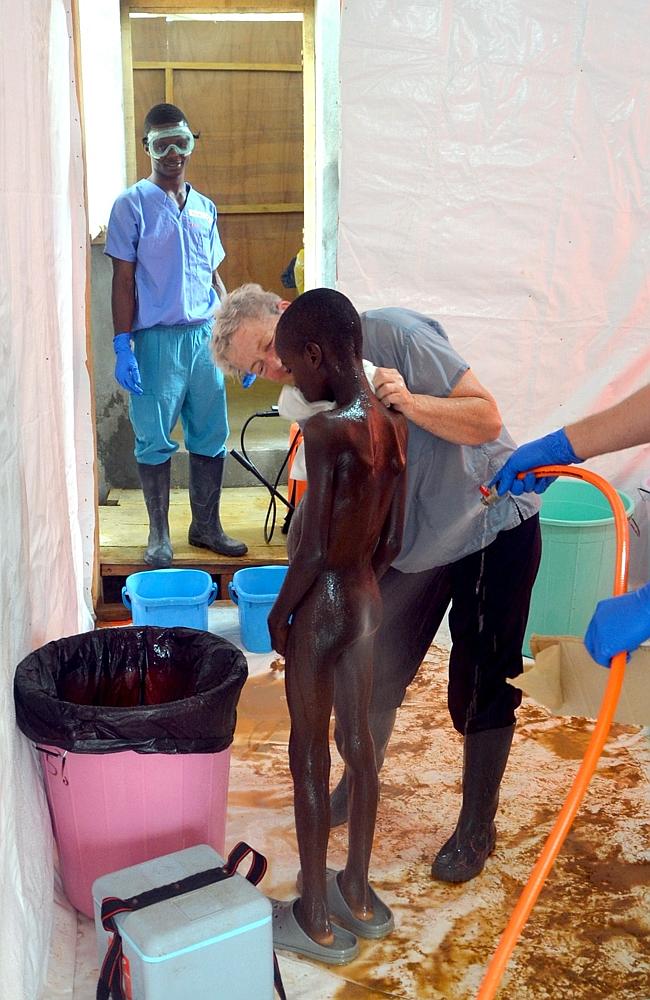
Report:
508,635,650,726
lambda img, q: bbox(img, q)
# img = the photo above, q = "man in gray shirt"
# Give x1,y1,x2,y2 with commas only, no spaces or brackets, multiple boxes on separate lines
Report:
212,284,541,884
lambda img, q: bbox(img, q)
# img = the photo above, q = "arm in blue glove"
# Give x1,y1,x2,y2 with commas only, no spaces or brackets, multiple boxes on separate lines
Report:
490,385,650,497
488,428,583,496
113,333,143,395
585,580,650,667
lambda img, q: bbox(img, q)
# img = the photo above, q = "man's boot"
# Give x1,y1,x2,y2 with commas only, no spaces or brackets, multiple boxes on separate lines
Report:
188,453,248,557
138,460,173,568
430,724,515,883
329,707,397,828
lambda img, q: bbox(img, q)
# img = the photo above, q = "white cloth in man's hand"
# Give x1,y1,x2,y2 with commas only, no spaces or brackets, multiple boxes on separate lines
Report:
278,361,378,480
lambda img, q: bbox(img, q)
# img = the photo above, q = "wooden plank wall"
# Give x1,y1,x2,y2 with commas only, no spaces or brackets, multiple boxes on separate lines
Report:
130,17,304,296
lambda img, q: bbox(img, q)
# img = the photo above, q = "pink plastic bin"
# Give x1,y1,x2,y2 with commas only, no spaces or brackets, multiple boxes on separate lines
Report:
41,745,230,918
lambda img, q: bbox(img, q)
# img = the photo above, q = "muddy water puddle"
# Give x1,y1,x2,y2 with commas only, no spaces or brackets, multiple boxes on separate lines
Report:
228,656,649,999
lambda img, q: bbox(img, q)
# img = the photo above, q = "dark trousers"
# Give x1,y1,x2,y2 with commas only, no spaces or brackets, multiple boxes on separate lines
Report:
372,514,542,734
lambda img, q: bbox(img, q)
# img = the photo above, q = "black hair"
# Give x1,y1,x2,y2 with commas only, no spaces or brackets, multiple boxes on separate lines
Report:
143,103,193,136
276,288,363,361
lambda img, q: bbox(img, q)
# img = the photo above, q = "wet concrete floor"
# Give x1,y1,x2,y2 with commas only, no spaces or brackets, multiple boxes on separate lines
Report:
228,645,650,999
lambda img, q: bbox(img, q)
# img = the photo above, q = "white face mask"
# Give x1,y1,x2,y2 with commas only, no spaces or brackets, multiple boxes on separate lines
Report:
277,360,378,422
276,360,378,482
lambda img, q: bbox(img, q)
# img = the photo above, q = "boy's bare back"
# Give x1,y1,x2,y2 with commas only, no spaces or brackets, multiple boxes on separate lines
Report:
302,395,407,573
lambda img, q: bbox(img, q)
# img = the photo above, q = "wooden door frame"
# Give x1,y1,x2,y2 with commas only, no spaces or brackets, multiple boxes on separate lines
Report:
119,0,316,285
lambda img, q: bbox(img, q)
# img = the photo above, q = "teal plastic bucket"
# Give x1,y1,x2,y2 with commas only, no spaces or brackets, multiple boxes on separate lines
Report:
228,565,289,653
523,479,633,655
122,569,218,630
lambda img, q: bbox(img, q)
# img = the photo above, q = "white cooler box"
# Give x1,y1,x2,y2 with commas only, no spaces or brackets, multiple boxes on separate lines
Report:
93,844,274,1000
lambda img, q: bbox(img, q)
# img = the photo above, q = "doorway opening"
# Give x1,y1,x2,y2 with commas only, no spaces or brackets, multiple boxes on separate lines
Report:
81,0,338,490
77,0,339,616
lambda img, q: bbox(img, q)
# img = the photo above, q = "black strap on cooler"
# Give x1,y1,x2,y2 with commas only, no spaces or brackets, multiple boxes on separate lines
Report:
97,841,286,1000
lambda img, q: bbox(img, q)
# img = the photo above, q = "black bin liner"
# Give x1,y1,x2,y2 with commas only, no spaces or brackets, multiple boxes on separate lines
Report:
14,626,248,754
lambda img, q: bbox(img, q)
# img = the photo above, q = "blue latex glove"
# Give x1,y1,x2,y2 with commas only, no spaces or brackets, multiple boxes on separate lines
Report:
488,428,583,496
113,333,143,395
585,581,650,667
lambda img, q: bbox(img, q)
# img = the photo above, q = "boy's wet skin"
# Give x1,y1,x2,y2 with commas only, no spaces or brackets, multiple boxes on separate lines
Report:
268,289,407,952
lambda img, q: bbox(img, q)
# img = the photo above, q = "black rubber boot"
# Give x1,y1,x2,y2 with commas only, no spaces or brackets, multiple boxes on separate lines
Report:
329,707,397,828
188,453,248,557
138,460,173,568
430,724,515,883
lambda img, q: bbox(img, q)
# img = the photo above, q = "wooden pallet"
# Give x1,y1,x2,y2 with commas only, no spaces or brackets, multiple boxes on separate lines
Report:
98,486,289,621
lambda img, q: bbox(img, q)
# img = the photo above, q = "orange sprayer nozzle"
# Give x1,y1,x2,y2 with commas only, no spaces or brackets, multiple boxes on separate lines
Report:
479,484,499,506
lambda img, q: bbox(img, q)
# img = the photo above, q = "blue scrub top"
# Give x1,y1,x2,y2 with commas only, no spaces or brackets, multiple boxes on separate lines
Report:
105,179,225,330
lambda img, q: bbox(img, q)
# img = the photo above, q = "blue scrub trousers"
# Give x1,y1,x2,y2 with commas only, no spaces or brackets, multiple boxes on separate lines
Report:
129,321,228,466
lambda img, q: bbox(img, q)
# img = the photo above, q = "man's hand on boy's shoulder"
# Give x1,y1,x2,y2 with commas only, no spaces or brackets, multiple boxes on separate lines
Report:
373,367,411,412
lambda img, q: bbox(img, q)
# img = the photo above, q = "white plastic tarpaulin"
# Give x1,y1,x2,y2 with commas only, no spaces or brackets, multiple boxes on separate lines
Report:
0,2,95,997
338,1,650,577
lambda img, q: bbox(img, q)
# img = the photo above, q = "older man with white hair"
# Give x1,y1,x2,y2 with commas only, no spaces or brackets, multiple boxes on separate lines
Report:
213,284,542,884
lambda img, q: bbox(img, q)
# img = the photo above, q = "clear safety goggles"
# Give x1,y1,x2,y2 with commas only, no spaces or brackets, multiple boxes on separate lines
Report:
146,125,195,159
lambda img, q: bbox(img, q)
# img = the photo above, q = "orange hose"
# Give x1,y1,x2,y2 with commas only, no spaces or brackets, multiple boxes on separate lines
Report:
476,465,630,1000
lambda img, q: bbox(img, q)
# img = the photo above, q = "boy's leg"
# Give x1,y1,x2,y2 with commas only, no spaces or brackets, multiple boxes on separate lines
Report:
330,565,452,825
332,634,377,917
284,612,335,944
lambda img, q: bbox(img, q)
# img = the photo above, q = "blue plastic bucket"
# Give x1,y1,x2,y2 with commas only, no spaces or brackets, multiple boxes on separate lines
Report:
122,569,218,630
228,565,289,653
523,479,634,655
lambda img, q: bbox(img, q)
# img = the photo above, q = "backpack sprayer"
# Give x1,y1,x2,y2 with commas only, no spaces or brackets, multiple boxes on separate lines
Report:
229,406,302,543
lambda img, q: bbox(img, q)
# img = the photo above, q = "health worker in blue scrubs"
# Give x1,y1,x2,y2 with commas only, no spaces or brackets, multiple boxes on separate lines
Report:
105,103,247,567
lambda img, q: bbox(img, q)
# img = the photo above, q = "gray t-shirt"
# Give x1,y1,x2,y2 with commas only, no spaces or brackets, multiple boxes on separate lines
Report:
361,307,540,572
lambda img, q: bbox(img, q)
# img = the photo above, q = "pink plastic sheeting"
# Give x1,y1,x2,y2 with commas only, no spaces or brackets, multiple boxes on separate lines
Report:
338,1,650,580
0,2,95,997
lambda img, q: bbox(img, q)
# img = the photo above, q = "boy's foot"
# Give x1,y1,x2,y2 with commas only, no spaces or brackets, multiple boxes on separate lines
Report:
271,897,359,965
296,869,395,939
